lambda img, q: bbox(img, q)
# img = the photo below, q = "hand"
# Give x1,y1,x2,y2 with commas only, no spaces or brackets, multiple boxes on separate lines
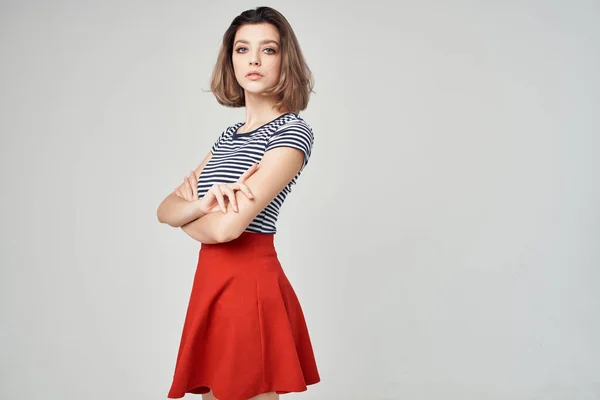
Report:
174,171,226,214
197,163,259,214
174,170,200,202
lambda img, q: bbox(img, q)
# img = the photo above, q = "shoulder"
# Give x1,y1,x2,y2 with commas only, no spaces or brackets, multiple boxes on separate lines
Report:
278,113,312,131
270,113,314,142
223,121,244,136
265,113,315,168
214,121,245,142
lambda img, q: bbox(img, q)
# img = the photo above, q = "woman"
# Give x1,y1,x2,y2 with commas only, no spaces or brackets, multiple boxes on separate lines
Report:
156,6,320,400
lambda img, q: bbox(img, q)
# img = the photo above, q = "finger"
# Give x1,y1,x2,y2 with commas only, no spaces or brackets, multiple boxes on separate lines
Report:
238,162,258,183
188,171,198,201
231,182,254,199
191,182,198,201
182,177,190,200
184,177,194,201
221,185,238,212
181,178,188,200
191,170,199,200
210,196,229,212
211,185,227,213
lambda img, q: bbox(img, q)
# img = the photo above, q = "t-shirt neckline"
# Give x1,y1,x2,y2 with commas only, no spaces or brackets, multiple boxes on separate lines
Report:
233,112,295,138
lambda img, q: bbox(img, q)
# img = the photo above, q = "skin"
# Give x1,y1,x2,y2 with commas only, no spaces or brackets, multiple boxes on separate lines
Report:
171,22,303,245
157,22,306,399
156,22,303,240
231,22,288,131
202,389,279,400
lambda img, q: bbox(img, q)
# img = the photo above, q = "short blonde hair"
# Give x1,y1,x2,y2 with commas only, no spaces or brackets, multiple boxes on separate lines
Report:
209,7,315,114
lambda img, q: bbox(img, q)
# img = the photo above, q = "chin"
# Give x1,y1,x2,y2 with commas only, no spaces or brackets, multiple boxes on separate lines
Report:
243,86,276,96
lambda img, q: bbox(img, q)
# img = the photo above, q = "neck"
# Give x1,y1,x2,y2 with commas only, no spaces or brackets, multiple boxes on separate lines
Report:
241,91,289,130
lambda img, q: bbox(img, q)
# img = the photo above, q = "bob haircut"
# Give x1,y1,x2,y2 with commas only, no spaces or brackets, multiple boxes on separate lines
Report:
209,6,314,114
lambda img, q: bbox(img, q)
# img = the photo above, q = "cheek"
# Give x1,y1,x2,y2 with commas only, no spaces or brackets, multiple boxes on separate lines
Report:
232,54,244,69
232,57,241,73
267,59,282,75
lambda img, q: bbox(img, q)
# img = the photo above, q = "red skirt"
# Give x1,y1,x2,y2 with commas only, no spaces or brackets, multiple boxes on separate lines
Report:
167,232,320,399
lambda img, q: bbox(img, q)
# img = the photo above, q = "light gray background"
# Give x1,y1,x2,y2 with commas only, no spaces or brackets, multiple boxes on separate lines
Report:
1,1,599,399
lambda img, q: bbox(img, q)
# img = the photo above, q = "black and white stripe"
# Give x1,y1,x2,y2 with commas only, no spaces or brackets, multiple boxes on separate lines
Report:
197,112,314,234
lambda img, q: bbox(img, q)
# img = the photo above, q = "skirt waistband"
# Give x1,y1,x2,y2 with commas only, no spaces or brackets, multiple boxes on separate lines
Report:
200,231,276,255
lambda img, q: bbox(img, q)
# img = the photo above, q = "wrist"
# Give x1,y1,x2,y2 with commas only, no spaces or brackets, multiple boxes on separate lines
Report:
192,199,208,219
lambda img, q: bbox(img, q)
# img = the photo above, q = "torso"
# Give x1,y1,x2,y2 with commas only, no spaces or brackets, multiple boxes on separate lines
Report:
197,112,314,234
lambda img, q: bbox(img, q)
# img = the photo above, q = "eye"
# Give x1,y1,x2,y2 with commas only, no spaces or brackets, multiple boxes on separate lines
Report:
234,46,277,54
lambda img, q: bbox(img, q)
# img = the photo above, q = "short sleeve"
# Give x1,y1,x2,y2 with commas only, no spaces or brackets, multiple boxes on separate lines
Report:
265,121,314,169
210,128,228,154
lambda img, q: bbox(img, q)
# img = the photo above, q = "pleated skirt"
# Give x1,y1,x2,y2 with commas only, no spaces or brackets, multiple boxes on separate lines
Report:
167,232,320,399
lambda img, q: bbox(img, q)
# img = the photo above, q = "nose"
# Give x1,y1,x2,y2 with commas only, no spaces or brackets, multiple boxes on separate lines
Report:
249,50,260,66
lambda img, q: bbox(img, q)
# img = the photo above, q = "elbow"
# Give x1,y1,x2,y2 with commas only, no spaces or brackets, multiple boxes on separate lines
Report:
156,208,165,224
156,207,170,225
214,220,244,243
156,206,179,227
156,200,168,224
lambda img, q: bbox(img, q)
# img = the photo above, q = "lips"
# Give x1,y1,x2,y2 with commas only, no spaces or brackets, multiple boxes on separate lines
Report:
246,71,263,77
246,73,263,80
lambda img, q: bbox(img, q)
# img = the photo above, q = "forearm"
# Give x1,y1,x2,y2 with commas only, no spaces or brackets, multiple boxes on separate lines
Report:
157,194,207,227
180,204,240,244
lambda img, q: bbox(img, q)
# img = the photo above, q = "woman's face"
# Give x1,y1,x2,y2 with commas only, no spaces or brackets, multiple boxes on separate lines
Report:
231,22,282,96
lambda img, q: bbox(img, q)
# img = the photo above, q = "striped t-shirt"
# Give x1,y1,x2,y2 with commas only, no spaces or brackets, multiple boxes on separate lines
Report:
197,112,314,234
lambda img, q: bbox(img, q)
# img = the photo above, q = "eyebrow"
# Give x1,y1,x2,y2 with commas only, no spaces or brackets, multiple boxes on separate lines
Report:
234,39,280,46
